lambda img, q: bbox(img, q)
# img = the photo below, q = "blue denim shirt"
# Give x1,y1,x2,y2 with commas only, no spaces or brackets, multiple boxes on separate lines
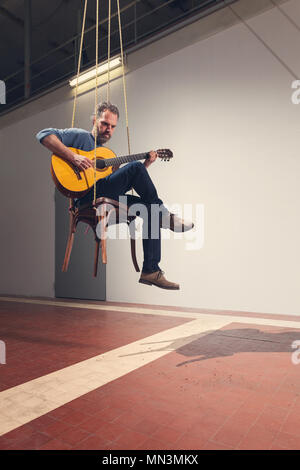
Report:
36,127,98,152
36,127,102,203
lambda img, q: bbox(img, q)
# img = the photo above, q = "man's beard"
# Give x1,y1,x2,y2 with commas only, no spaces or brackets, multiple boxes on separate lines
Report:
97,132,110,145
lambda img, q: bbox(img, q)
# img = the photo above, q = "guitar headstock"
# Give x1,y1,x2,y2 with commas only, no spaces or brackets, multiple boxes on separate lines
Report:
156,149,173,162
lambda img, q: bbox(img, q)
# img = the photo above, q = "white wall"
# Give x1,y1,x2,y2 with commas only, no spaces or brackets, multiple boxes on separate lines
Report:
1,0,300,315
106,0,300,314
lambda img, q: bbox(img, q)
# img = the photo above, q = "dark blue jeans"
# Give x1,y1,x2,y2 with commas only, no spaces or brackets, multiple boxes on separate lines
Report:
77,161,167,273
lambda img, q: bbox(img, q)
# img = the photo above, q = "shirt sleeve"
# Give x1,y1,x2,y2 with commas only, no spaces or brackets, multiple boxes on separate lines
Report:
36,128,66,144
36,128,83,147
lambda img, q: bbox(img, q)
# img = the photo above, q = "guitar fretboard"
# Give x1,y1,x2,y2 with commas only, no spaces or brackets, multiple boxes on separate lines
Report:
96,152,148,169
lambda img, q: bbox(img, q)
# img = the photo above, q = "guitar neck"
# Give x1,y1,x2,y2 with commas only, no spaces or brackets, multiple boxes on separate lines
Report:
97,152,148,169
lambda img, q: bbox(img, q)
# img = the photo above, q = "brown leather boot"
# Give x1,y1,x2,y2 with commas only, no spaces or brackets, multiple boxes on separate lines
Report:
139,270,180,290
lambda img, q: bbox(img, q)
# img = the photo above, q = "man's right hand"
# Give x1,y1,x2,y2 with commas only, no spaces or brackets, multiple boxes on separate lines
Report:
72,154,94,170
41,134,94,171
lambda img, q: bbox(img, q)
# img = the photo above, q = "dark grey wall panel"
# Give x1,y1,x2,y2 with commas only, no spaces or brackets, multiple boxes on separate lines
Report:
55,190,106,300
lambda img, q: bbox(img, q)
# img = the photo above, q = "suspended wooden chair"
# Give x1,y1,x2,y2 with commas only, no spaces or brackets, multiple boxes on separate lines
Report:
62,197,140,277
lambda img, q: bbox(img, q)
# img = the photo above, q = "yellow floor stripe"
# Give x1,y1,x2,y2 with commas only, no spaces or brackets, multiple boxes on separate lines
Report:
0,316,229,436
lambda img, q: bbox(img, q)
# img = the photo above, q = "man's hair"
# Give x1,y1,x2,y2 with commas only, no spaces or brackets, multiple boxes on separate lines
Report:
94,101,119,120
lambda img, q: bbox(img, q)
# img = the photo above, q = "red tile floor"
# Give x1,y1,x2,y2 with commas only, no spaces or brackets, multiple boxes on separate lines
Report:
1,297,300,450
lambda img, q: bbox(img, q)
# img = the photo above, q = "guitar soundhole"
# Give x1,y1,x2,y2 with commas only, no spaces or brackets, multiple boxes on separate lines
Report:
96,158,106,171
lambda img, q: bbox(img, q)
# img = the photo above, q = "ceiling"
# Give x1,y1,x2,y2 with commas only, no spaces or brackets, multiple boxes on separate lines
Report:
0,0,235,113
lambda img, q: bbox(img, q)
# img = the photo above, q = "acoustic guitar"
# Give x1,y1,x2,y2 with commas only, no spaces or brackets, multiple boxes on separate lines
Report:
51,146,173,198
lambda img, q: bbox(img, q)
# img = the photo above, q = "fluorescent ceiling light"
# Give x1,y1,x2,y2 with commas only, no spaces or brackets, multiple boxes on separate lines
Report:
69,56,122,87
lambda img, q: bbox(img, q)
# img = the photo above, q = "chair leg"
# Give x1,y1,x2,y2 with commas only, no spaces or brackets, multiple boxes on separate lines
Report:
98,203,108,265
94,239,100,277
62,232,75,272
130,238,140,272
62,211,76,272
100,231,107,264
128,219,140,272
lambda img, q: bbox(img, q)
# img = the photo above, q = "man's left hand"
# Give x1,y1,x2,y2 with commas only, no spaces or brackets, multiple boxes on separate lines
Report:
111,165,120,173
144,150,157,169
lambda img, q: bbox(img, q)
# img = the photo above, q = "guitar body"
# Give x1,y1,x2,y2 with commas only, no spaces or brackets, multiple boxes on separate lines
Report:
51,147,116,198
51,146,173,198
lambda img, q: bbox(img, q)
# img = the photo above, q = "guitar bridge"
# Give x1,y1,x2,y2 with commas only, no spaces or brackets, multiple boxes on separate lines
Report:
73,166,82,180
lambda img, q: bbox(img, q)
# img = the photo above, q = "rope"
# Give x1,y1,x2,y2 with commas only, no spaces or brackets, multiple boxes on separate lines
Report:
71,0,132,206
93,0,100,206
117,0,131,155
107,0,111,101
71,0,88,128
69,0,88,212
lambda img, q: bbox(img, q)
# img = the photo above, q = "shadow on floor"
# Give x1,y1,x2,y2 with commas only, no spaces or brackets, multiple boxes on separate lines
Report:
121,327,300,367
